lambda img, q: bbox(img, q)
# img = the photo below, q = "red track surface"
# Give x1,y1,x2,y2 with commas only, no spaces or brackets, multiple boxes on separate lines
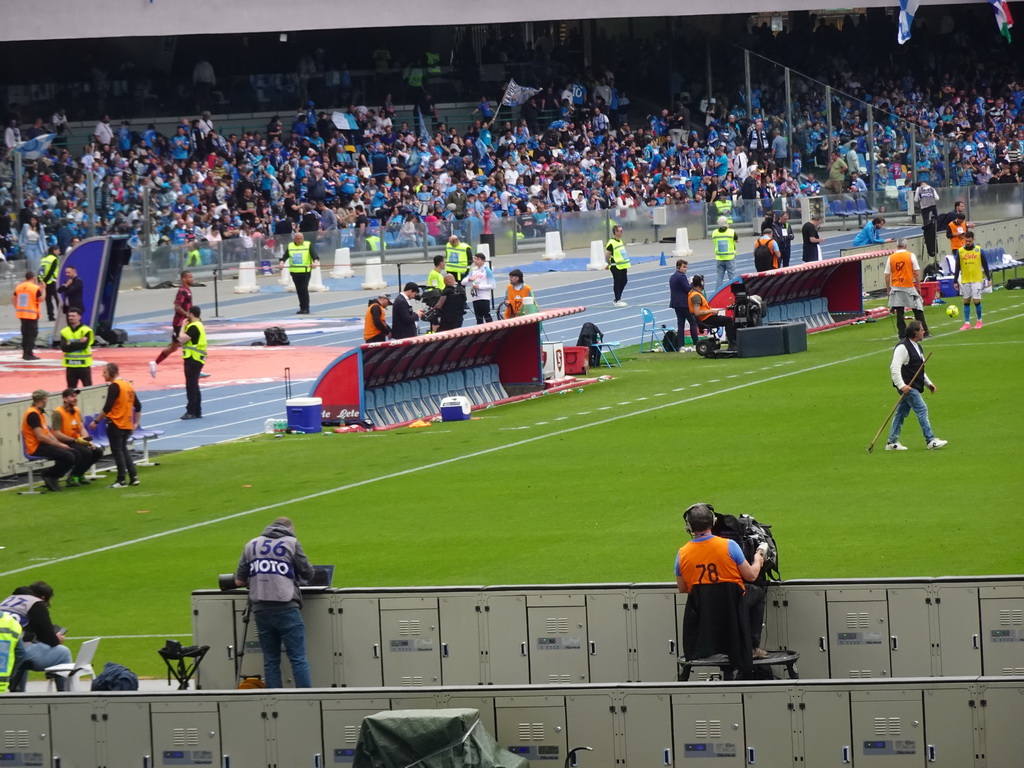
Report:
0,346,347,400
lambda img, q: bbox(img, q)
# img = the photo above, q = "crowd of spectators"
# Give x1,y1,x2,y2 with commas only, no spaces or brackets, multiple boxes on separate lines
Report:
1,16,1022,268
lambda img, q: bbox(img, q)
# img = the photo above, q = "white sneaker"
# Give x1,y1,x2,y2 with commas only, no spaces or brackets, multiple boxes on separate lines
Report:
149,361,157,378
613,300,628,307
927,438,948,450
885,442,908,451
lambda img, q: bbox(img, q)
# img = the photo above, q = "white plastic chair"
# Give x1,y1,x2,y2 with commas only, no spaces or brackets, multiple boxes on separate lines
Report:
46,637,100,691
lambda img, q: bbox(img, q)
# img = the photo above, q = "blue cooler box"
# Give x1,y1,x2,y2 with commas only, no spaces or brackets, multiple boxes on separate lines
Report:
440,396,471,422
286,397,323,433
938,277,956,297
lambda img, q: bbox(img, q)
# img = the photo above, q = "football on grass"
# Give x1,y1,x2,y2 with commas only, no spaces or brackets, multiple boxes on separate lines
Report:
946,305,960,318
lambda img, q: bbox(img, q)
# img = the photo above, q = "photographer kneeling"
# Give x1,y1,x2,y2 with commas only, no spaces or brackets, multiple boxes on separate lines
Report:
675,503,768,679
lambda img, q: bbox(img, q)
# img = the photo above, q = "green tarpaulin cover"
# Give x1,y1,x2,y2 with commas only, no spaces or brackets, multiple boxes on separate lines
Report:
352,708,530,768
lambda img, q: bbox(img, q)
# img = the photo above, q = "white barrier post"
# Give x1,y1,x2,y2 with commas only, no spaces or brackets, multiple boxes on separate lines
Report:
587,240,606,271
233,261,261,294
308,264,329,292
361,257,388,291
542,231,566,260
331,247,354,278
280,264,295,291
673,227,694,258
477,243,491,262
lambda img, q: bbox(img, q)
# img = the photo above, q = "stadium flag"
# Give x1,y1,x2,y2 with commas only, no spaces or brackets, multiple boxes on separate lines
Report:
331,112,359,131
988,0,1013,41
502,79,541,107
14,133,56,159
476,138,495,173
418,110,429,142
897,0,920,43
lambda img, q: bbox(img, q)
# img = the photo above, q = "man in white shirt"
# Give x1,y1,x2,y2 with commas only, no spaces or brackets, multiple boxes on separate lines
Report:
884,320,947,452
93,115,113,146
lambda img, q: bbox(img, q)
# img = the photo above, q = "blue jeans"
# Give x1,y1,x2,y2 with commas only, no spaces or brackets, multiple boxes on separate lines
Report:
888,388,935,445
715,259,737,292
254,606,311,688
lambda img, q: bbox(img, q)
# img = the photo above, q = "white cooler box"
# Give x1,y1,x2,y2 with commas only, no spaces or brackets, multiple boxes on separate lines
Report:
440,396,471,421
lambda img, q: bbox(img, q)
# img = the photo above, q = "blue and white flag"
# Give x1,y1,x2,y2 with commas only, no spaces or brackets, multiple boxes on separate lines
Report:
502,78,541,107
897,0,921,43
331,111,359,131
476,138,495,173
14,133,56,159
418,110,429,142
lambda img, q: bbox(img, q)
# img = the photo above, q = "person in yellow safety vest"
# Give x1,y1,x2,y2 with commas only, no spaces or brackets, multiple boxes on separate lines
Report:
60,307,94,388
406,65,424,89
12,270,43,360
185,236,202,267
179,306,207,420
605,225,632,307
279,232,319,314
884,237,929,340
710,216,739,291
52,387,104,486
365,232,385,252
953,230,991,330
38,247,60,321
445,235,472,282
713,196,734,225
425,52,441,75
0,609,23,693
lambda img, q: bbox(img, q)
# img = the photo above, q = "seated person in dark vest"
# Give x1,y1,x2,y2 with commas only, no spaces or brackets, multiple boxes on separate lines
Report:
675,502,768,678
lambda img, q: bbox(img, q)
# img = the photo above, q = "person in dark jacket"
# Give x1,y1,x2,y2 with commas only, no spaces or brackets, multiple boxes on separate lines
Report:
0,580,73,691
434,273,467,331
57,264,84,316
668,260,698,352
391,282,423,339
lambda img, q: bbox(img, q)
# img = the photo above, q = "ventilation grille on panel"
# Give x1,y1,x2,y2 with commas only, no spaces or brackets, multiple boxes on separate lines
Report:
998,609,1023,626
400,676,425,686
2,731,29,750
172,728,200,747
344,725,360,744
545,617,570,633
1001,666,1024,675
547,674,571,684
846,612,871,629
398,620,421,635
694,720,723,739
848,670,874,679
873,718,901,736
517,723,545,741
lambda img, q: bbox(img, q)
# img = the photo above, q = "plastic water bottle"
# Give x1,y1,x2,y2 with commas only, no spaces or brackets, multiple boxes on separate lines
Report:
264,418,276,435
275,419,286,433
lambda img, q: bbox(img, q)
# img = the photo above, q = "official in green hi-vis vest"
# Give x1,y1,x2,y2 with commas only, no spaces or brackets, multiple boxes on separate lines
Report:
445,236,472,282
279,232,319,314
178,306,207,420
365,234,385,252
710,216,739,291
60,307,94,388
605,225,632,306
713,197,734,225
38,248,60,321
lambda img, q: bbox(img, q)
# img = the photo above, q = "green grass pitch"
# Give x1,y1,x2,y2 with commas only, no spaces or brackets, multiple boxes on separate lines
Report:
3,289,1023,675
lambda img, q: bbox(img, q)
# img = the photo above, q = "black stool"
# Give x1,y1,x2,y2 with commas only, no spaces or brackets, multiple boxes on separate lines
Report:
677,649,800,681
158,639,210,690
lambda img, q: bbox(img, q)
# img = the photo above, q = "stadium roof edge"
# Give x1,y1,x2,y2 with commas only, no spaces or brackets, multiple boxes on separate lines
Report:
1,0,966,43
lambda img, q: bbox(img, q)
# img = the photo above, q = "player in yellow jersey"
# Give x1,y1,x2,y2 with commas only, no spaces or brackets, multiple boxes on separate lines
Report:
953,230,991,330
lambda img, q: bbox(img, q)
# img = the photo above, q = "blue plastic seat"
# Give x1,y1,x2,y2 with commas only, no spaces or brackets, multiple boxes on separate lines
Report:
829,199,849,229
639,307,674,352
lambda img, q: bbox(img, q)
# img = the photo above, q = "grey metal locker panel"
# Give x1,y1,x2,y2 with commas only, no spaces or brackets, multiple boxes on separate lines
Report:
192,595,242,690
267,697,325,768
763,586,785,652
150,701,222,768
527,601,589,685
338,597,383,687
887,588,933,678
495,696,566,765
440,696,498,736
483,595,530,684
935,586,982,676
827,590,890,679
439,595,484,685
632,592,680,683
321,698,392,766
380,599,441,687
922,687,978,767
233,602,266,683
621,693,673,768
303,593,341,688
584,592,631,683
850,691,923,768
797,690,851,767
99,700,153,768
565,694,616,768
777,587,829,679
0,704,50,768
741,689,795,768
977,685,1024,768
218,699,270,768
671,692,745,766
979,594,1024,675
49,702,100,768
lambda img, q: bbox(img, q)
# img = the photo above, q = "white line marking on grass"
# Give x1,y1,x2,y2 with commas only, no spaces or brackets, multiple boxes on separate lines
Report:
597,406,613,410
554,417,569,421
617,401,632,405
672,387,686,392
6,310,1023,580
577,411,591,415
635,397,649,401
535,421,549,425
726,374,739,379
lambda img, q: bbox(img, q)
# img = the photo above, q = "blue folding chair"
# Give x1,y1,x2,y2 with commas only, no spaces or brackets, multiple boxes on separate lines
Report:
639,307,674,352
856,197,877,218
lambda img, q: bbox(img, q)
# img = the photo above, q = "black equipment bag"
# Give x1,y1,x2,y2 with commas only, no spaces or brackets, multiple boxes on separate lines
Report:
711,513,780,584
661,329,679,351
753,243,774,272
419,288,442,308
1006,277,1024,290
577,322,603,367
91,661,139,691
264,327,290,346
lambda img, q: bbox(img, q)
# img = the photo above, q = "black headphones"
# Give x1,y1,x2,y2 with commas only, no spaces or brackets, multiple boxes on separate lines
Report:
683,502,716,535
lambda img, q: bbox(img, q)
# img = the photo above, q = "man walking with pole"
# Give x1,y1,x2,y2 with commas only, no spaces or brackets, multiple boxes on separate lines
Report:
884,320,947,452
